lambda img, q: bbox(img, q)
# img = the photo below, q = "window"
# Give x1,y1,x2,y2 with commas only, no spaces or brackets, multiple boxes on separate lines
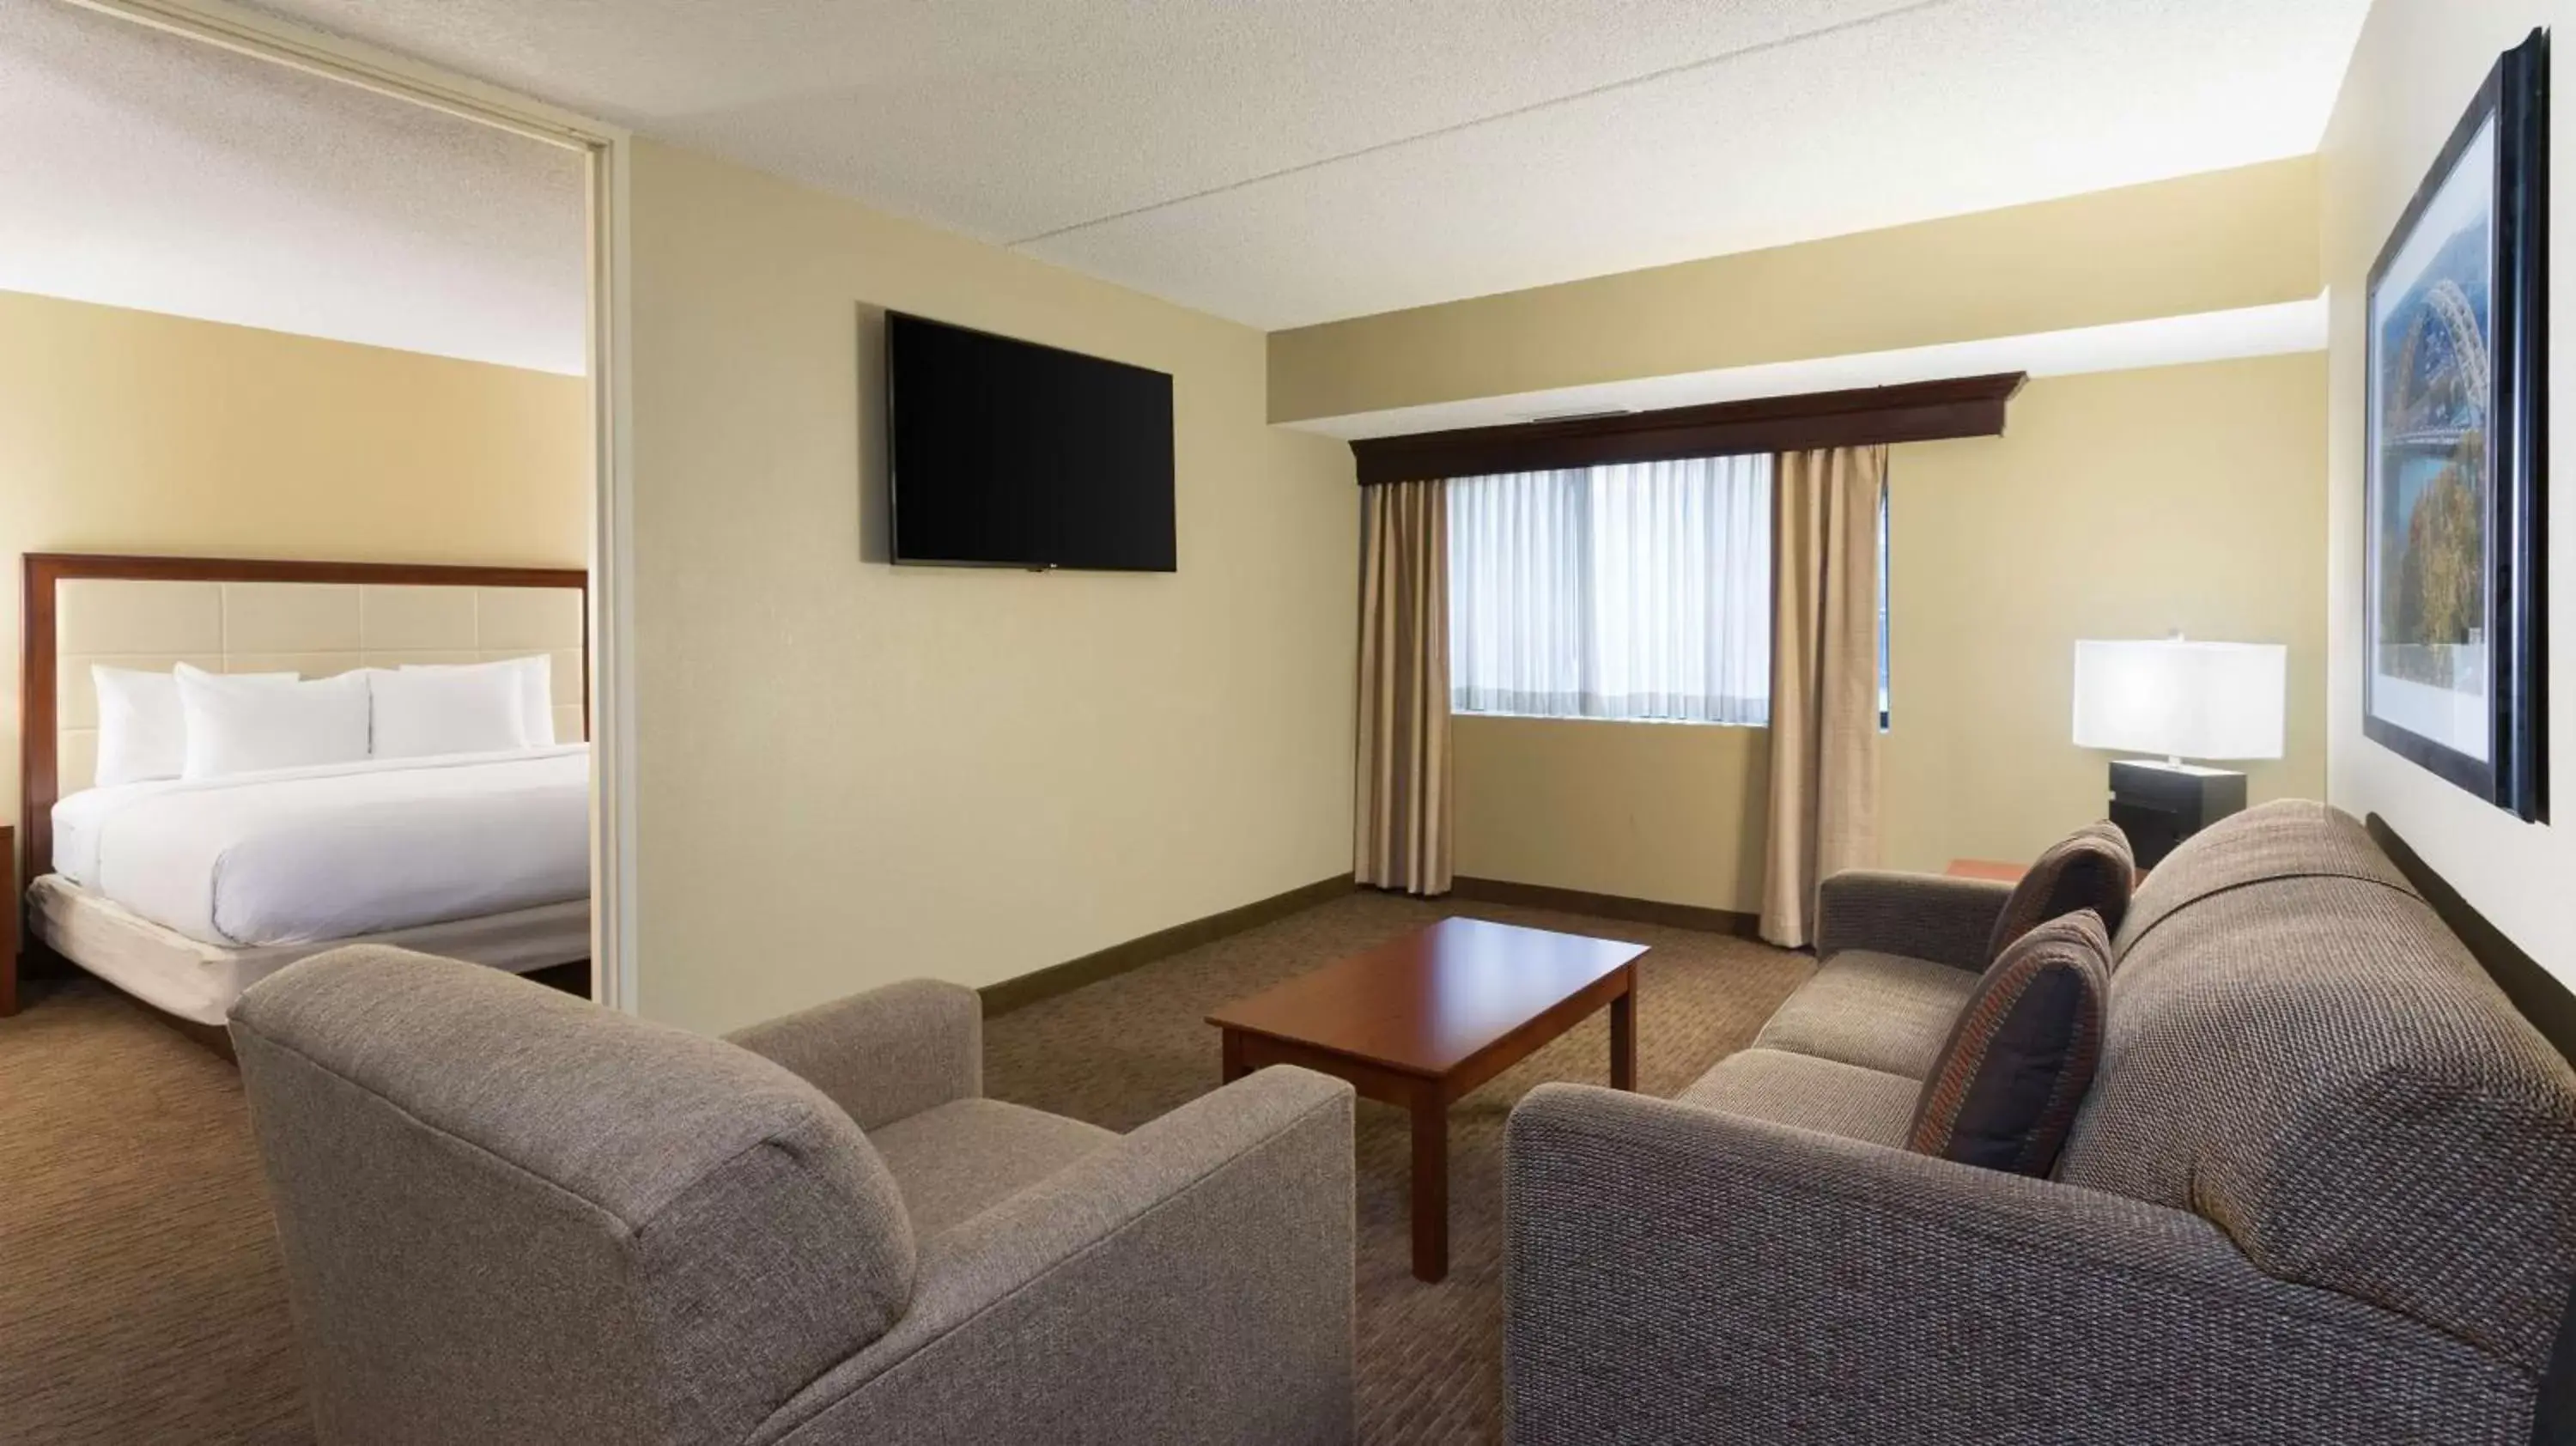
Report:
1449,455,1772,726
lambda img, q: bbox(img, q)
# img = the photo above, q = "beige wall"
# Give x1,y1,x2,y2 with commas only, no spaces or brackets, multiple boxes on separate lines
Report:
0,288,590,819
2322,0,2576,987
1451,354,2328,910
1882,355,2328,871
1455,715,1767,912
626,142,1358,1036
1268,160,2321,424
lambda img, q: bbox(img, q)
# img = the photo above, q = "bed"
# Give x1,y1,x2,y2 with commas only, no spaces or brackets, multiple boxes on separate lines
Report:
12,554,593,1025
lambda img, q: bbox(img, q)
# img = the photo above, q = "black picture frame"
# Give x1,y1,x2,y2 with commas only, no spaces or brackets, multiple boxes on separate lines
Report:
2363,28,2550,823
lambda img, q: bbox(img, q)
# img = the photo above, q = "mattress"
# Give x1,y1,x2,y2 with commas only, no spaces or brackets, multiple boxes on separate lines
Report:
30,874,592,1025
52,745,588,947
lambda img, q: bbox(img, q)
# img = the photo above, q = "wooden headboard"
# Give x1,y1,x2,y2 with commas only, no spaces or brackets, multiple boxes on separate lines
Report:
21,554,589,888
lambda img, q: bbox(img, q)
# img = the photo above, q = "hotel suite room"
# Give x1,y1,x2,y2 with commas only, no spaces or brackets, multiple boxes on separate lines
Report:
3,2,2575,1445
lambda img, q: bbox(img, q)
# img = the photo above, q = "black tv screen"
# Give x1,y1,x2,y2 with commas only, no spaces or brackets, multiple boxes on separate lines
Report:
887,311,1176,571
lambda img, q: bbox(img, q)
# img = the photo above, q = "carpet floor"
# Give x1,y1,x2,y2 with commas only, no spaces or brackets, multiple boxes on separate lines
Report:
0,892,1807,1444
0,977,309,1446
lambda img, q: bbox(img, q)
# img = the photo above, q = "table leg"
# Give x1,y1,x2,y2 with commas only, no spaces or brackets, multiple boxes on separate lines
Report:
1410,1087,1449,1283
1220,1029,1248,1084
1610,969,1637,1091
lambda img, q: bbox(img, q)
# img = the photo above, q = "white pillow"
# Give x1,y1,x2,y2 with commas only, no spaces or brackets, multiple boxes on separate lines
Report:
175,664,371,780
92,665,295,787
368,664,531,759
399,656,555,746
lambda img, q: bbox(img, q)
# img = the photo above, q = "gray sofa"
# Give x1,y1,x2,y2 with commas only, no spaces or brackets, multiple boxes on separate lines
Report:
1505,800,2576,1445
229,951,1358,1446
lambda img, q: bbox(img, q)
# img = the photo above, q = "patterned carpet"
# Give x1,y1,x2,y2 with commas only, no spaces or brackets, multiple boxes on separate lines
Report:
0,979,309,1446
982,891,1811,1444
0,893,1807,1445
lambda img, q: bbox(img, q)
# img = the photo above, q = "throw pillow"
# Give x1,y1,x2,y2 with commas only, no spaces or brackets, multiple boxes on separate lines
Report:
92,665,292,787
1984,820,2135,965
399,655,556,746
368,664,531,759
174,664,371,780
1908,908,2110,1176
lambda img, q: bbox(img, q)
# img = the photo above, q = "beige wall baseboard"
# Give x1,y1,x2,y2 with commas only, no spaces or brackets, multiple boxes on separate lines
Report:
980,873,1358,1018
978,868,1764,1022
1448,875,1760,940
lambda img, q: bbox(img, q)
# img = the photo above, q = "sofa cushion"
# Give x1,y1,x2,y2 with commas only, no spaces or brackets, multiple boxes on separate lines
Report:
1753,950,1978,1079
1678,1048,1920,1148
869,1097,1116,1239
2108,796,2411,965
1985,820,2134,965
2057,800,2576,1376
1908,910,2108,1176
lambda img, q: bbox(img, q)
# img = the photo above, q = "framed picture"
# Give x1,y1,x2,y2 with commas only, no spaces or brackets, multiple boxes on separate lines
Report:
2365,28,2551,822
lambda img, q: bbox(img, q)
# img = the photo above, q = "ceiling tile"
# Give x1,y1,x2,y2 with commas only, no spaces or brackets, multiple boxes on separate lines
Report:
0,0,586,370
1023,0,2371,325
232,0,2368,329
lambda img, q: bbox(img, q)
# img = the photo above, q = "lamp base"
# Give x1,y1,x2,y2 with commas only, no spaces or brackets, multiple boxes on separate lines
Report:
2108,760,2247,869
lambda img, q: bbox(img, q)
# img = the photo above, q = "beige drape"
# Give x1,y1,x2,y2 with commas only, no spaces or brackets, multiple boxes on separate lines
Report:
1761,446,1886,947
1354,479,1452,895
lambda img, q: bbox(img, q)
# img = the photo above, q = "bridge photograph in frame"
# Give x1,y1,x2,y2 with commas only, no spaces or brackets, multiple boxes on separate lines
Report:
2364,27,2550,823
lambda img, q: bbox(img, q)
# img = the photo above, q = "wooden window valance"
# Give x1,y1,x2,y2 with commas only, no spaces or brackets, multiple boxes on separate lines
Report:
1349,372,2027,485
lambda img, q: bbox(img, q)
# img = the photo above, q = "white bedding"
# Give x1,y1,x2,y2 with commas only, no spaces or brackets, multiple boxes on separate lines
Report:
52,745,589,947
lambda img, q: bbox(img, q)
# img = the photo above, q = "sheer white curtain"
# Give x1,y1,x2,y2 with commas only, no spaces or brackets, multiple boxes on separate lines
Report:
1449,454,1772,725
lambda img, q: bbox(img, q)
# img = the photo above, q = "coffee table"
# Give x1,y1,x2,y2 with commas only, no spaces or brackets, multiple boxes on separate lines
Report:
1206,916,1648,1282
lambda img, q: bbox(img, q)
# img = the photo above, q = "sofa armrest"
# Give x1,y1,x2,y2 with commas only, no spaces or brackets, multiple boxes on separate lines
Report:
1813,868,2011,969
726,979,981,1131
1504,1084,2530,1446
761,1066,1357,1446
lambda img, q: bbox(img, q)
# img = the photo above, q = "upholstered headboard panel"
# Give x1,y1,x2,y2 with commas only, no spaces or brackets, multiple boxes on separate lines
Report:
24,555,588,884
54,580,586,793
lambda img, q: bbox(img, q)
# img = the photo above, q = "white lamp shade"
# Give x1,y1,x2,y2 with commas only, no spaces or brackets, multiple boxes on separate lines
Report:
2072,640,2287,761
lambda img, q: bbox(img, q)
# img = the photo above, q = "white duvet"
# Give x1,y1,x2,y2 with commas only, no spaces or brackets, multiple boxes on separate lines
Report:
52,745,589,947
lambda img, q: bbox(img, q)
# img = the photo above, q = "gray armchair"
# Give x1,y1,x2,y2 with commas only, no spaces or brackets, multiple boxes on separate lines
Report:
230,947,1357,1446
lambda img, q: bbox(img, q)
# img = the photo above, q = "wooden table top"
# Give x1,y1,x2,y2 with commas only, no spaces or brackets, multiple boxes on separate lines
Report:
1945,859,2028,883
1206,916,1648,1079
1949,858,2146,885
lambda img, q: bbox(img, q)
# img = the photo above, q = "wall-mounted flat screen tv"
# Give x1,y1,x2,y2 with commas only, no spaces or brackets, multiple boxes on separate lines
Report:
887,311,1176,571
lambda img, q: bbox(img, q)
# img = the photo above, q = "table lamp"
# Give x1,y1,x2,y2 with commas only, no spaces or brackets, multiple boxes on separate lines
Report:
2072,638,2287,867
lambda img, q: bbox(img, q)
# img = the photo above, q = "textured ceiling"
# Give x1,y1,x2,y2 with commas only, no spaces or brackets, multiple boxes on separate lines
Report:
0,0,586,372
239,0,2369,330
